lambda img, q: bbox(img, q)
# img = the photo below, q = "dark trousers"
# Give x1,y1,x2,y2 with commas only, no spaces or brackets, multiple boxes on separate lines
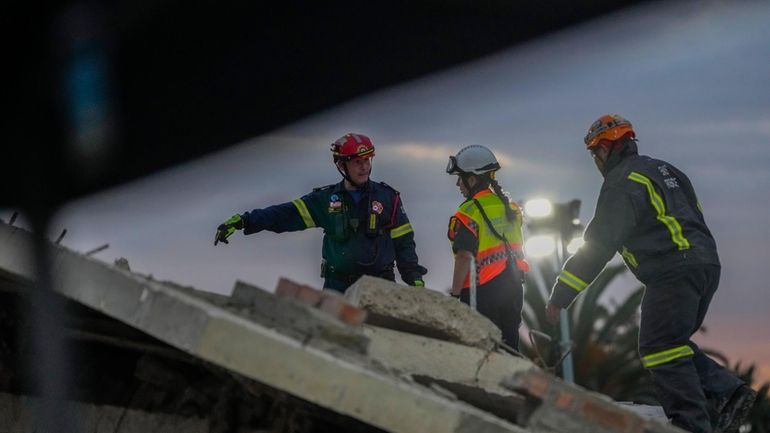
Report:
460,268,523,350
639,265,742,433
323,268,396,293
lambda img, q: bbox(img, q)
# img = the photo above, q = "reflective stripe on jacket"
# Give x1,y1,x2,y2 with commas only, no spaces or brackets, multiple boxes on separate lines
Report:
549,153,720,309
241,180,427,285
449,189,524,289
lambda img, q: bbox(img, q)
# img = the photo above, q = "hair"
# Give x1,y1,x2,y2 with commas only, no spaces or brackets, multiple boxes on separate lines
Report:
490,178,519,222
470,174,518,222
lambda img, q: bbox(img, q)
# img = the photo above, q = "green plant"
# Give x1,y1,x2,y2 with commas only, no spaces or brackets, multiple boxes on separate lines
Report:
521,260,656,403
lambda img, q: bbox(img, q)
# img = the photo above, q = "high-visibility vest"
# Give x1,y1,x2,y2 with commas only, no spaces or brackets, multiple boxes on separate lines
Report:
448,189,525,289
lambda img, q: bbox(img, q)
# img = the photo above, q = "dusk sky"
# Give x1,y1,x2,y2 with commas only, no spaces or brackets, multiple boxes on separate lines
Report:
13,0,769,381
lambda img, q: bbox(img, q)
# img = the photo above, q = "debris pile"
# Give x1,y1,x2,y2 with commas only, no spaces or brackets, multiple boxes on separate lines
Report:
0,221,679,433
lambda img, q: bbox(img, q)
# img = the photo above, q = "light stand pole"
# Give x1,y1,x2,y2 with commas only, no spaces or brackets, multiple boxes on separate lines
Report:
523,198,582,384
555,233,575,383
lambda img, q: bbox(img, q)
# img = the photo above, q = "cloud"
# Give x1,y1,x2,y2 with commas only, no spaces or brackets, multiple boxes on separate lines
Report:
687,118,770,136
384,141,553,175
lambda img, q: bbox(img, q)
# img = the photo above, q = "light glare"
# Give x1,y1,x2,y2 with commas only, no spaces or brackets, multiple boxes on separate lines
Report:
524,198,553,218
525,235,556,258
566,237,585,255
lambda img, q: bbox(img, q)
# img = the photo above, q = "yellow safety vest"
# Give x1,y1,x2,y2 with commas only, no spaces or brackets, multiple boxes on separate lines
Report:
448,189,526,289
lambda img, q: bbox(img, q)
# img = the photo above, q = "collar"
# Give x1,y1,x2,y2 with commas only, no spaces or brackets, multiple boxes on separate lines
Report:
333,180,371,194
471,189,493,200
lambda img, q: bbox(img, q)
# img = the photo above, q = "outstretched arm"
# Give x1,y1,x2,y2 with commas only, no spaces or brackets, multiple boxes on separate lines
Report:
546,186,636,321
242,197,316,234
215,194,320,246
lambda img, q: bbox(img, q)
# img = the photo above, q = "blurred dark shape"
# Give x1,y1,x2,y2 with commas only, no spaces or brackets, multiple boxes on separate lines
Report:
5,0,650,210
2,2,649,432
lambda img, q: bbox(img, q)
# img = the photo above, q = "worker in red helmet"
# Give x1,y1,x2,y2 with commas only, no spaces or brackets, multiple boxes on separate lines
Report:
214,133,427,293
546,115,755,433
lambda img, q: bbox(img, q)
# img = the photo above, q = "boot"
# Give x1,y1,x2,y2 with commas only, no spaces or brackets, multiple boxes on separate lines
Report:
714,384,757,433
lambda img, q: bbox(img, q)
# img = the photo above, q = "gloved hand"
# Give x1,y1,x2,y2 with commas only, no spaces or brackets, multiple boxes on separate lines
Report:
545,302,562,325
214,214,244,245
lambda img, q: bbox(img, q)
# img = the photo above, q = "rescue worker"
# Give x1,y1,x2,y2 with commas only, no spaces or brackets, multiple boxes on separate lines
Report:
214,133,427,293
446,145,529,350
545,115,755,433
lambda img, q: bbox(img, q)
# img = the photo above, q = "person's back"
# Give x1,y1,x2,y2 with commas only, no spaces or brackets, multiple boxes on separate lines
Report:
546,114,755,433
595,152,720,283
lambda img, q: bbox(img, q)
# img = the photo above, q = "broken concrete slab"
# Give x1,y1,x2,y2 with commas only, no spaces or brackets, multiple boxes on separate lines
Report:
503,370,685,433
0,223,527,433
363,324,536,424
230,278,262,307
363,325,534,395
617,403,668,421
275,277,367,325
345,275,502,350
228,280,369,354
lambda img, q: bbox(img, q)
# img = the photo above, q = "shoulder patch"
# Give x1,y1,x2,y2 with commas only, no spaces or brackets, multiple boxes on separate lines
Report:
377,181,399,194
312,184,335,192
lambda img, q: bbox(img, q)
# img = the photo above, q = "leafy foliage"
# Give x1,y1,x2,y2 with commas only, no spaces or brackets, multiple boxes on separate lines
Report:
520,259,657,403
520,258,770,430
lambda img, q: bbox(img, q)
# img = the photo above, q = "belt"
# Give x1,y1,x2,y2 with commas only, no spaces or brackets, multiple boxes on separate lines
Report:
321,260,394,284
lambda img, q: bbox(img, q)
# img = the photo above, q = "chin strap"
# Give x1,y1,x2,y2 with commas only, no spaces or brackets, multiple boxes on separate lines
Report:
336,162,354,185
462,174,491,199
461,175,474,198
336,161,372,188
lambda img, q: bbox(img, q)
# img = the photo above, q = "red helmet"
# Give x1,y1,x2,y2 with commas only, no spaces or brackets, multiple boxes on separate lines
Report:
331,133,375,162
584,114,636,149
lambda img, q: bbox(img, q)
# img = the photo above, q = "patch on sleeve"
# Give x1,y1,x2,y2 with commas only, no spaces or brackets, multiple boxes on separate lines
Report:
447,216,458,240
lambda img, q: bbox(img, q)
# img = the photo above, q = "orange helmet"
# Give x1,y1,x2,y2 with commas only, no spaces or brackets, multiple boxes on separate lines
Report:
584,114,635,149
331,133,375,162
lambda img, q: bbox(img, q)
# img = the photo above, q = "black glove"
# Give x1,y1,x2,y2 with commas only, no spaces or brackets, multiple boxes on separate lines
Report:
214,214,244,245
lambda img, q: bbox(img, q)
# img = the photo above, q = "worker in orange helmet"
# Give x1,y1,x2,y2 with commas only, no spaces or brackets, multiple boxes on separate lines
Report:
214,133,427,293
546,115,755,433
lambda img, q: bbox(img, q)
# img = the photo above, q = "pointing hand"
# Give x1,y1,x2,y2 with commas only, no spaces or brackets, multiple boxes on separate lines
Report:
214,214,244,245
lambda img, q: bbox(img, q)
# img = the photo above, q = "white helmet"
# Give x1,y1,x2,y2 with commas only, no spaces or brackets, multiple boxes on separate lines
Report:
446,145,501,176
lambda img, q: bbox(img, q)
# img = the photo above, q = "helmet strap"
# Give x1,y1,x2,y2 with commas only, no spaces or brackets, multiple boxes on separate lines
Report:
460,174,474,198
462,174,490,198
337,159,371,189
599,140,630,176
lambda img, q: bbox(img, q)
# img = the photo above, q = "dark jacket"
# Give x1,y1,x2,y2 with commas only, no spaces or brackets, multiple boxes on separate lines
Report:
550,147,720,308
241,180,426,288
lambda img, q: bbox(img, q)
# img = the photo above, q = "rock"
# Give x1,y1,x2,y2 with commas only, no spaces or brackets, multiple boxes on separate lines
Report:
344,276,502,350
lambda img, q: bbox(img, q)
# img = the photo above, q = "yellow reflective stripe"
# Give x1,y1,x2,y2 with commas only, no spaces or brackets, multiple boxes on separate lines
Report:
621,246,638,268
558,270,588,292
628,172,690,250
642,345,695,368
291,199,316,228
390,223,413,239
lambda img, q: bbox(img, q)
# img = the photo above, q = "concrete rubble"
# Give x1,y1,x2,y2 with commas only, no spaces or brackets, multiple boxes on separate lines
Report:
345,275,503,351
0,221,681,433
